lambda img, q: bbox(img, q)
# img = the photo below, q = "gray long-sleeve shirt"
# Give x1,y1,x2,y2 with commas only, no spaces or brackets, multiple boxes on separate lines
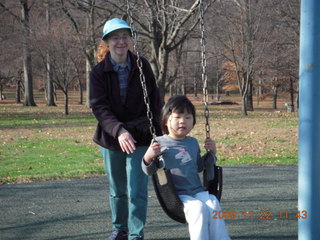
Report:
142,135,211,196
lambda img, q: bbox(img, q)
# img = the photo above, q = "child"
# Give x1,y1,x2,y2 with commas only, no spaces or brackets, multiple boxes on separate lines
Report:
142,95,231,240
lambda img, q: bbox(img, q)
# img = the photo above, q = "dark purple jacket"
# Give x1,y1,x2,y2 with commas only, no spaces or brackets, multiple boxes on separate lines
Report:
90,51,163,150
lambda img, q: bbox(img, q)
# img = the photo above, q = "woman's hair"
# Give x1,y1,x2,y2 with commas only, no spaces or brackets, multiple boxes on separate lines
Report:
160,95,196,134
96,41,109,62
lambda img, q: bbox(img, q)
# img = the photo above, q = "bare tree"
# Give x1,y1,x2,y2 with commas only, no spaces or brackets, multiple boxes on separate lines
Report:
0,0,37,106
212,0,274,115
59,0,115,107
213,54,225,101
0,0,301,111
48,26,78,115
276,0,300,111
124,0,215,99
70,54,85,104
255,0,300,111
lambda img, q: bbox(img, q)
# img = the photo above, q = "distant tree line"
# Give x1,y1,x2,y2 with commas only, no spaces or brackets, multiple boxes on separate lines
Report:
0,0,299,115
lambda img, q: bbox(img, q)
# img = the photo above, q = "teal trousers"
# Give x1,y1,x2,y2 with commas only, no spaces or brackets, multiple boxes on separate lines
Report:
100,146,148,240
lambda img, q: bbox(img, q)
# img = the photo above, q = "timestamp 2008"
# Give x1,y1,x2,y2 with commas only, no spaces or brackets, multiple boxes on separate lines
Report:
212,210,308,220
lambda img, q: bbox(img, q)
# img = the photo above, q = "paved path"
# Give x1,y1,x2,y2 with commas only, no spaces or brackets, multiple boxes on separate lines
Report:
0,165,298,240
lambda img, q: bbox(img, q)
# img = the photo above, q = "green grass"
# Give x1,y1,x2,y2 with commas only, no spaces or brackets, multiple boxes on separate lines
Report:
1,138,104,183
217,153,297,165
0,102,105,183
0,94,298,183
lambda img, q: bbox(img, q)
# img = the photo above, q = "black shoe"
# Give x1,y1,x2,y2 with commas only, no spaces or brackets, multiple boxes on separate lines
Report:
108,230,128,240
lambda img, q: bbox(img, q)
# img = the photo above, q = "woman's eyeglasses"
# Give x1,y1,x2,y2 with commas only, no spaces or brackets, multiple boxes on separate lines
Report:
109,36,131,42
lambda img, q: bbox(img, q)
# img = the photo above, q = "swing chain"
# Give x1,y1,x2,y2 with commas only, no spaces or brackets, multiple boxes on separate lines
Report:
126,0,157,140
199,0,210,139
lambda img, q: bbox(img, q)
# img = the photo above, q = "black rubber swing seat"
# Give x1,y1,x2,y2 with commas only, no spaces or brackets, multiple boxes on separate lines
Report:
152,154,223,224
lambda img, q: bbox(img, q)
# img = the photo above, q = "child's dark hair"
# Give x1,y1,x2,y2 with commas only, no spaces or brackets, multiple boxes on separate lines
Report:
160,95,196,134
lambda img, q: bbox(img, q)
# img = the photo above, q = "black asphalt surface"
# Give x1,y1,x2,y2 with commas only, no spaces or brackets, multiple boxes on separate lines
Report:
0,165,298,240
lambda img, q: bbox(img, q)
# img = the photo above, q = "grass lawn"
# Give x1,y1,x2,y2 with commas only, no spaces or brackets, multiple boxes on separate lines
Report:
0,92,298,183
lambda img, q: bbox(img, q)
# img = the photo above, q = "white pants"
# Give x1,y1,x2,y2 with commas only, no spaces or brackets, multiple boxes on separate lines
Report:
179,191,231,240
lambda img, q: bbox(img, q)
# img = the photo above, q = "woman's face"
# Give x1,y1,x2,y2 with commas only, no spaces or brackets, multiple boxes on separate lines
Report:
105,29,131,59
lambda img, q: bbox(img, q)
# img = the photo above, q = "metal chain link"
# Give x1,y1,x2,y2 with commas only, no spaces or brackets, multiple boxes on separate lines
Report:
199,0,211,139
126,0,157,140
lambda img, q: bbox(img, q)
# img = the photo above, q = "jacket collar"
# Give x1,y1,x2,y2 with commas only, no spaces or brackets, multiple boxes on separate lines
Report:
109,54,131,72
103,50,137,72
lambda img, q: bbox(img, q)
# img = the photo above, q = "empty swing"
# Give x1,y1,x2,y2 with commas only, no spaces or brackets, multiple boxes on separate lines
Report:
126,0,223,224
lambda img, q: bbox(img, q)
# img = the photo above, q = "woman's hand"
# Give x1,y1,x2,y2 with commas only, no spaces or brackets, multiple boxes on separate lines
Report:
204,137,217,155
118,128,136,154
143,142,162,164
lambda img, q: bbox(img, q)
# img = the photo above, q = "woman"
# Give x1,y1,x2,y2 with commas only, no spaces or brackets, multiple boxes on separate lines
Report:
90,18,162,240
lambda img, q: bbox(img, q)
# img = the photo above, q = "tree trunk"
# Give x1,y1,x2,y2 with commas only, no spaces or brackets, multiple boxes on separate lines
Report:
85,43,95,108
194,76,198,97
272,88,278,110
16,80,21,103
45,0,56,106
21,0,36,106
289,77,294,112
246,80,254,111
296,85,299,111
181,78,186,95
215,71,220,100
77,77,83,104
236,71,249,116
241,96,248,115
157,46,169,102
258,77,262,96
85,58,92,107
256,77,262,106
271,77,278,109
64,89,69,115
0,85,3,100
46,53,56,106
85,3,96,108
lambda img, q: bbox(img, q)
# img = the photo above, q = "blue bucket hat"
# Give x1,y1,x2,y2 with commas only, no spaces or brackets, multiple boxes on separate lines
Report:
102,18,132,40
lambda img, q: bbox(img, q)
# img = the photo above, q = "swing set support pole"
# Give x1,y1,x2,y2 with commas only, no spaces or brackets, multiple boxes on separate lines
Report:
298,0,320,239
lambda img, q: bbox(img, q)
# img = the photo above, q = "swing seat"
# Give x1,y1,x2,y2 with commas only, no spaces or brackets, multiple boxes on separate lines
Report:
152,168,187,223
152,159,223,224
203,165,223,201
203,152,223,201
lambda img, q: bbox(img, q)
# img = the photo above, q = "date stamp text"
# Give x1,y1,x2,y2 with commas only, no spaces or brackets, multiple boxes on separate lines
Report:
212,210,308,220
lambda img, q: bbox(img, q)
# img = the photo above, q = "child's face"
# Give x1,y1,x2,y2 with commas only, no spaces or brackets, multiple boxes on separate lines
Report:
166,111,194,139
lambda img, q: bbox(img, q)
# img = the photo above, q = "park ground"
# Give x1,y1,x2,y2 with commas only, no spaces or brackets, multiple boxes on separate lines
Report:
0,91,298,183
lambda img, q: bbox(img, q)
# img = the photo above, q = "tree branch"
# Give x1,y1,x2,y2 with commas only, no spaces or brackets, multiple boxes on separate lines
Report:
0,3,22,23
